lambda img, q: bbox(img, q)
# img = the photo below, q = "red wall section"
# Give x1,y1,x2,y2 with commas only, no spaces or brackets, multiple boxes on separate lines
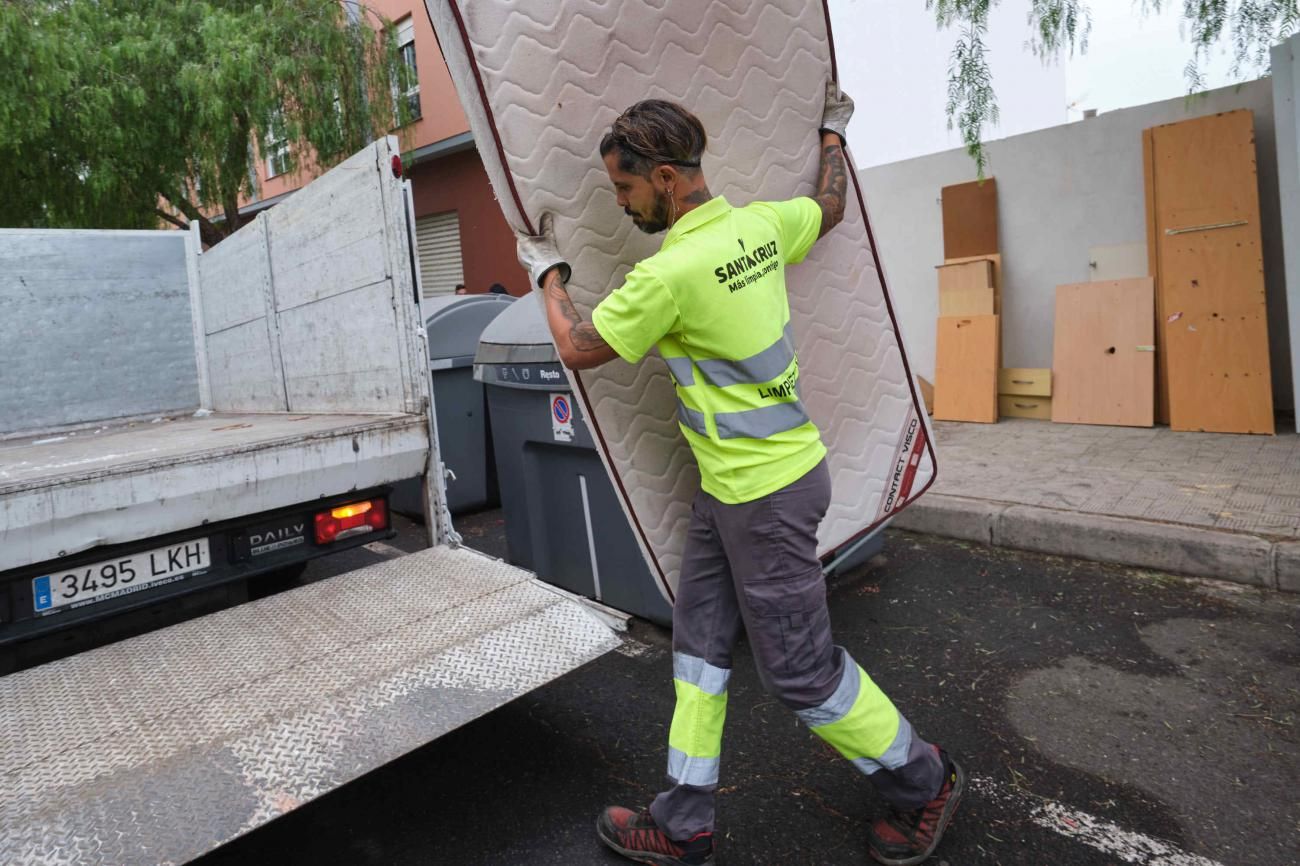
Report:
410,149,529,297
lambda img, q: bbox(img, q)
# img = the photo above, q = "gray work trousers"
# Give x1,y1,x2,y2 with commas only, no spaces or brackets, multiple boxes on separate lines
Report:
649,459,944,840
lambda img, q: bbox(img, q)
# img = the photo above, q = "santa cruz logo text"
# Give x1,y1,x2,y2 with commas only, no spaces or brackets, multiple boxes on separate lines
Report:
713,240,779,293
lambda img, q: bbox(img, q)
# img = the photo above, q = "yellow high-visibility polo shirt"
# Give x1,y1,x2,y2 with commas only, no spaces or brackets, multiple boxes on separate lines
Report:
591,195,825,504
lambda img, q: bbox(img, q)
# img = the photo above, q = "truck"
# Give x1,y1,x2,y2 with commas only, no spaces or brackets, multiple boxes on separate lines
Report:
0,138,620,865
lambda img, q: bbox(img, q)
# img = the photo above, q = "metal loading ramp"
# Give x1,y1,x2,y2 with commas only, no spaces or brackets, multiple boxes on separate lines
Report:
0,546,621,866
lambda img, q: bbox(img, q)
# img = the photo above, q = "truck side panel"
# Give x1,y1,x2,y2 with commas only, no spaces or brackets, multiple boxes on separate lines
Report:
0,230,199,435
199,139,428,418
198,219,288,412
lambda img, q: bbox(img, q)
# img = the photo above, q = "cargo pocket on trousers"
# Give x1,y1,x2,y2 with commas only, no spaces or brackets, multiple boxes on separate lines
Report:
742,567,833,679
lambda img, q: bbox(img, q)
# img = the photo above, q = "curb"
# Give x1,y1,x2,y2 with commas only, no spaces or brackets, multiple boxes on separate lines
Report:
890,493,1294,592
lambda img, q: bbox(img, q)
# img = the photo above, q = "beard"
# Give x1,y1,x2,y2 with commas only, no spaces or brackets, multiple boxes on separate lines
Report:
627,189,673,234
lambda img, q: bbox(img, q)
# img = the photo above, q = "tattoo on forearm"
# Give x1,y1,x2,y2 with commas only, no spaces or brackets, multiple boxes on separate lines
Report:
814,142,846,238
544,271,608,353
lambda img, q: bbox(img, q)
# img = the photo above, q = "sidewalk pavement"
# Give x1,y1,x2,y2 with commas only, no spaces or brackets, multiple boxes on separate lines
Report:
892,418,1300,591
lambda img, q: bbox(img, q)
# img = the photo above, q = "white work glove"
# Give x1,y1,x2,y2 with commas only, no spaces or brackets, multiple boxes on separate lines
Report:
819,80,854,147
515,212,571,289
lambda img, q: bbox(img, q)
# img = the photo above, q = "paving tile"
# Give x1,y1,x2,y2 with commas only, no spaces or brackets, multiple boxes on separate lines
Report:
926,421,1300,552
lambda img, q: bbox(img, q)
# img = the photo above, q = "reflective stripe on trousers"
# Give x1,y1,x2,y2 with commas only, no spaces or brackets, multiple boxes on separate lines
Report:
667,651,730,787
794,655,914,776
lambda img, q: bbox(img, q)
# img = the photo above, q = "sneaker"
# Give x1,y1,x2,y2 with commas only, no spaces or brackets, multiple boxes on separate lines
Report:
596,806,714,865
867,750,965,865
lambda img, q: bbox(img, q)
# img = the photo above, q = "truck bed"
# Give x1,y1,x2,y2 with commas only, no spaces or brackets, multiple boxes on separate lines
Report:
0,544,621,865
0,412,429,573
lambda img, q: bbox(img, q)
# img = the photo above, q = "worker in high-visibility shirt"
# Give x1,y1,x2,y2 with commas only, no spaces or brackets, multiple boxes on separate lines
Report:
516,84,963,866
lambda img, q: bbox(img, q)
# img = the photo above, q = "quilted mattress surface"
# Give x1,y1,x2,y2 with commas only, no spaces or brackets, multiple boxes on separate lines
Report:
426,0,937,601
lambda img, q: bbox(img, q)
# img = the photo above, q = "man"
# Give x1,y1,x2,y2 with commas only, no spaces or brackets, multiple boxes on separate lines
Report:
516,84,963,866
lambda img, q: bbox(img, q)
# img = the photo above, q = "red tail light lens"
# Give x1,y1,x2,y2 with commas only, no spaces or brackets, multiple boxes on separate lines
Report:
314,498,388,544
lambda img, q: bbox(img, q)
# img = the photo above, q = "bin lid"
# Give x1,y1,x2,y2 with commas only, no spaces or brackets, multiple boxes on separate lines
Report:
474,292,558,365
422,294,515,362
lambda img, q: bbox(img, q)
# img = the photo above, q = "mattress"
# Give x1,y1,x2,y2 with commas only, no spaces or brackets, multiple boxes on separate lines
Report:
426,0,937,601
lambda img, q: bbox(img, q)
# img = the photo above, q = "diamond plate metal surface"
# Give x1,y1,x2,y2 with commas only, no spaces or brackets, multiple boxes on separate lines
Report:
0,546,619,866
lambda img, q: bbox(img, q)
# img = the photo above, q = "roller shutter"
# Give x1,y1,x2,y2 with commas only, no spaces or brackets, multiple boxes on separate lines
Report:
415,211,465,297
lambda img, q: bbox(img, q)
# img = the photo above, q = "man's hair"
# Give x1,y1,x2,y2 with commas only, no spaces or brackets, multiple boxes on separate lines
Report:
599,100,707,178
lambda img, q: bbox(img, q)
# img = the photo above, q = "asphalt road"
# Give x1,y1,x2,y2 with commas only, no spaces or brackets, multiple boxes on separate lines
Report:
203,512,1299,866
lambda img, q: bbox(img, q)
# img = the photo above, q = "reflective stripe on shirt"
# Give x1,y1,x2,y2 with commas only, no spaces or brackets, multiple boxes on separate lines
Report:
695,323,796,388
714,400,810,440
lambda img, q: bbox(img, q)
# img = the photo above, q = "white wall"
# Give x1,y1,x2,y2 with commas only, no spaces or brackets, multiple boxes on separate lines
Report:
1273,35,1300,419
829,0,1068,168
860,77,1293,410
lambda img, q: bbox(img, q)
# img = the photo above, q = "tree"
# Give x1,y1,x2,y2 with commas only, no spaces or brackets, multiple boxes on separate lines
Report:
0,0,415,246
931,0,1299,174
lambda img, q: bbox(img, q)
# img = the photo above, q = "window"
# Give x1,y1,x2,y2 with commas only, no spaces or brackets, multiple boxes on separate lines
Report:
396,17,421,122
264,112,290,178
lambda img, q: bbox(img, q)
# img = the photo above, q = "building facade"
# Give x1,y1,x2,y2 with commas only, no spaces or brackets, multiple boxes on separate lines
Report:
238,0,527,298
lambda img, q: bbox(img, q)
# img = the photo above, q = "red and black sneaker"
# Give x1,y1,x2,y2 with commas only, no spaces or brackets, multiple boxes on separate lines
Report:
868,750,965,865
596,806,714,866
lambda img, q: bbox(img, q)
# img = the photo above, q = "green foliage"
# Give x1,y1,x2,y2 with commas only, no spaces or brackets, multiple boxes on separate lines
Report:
932,0,1297,176
0,0,414,243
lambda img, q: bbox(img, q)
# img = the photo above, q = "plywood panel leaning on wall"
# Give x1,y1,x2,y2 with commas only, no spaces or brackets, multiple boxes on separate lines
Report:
937,260,995,315
934,315,999,423
917,376,935,415
1143,110,1274,434
941,178,999,260
945,253,1002,315
1051,279,1155,427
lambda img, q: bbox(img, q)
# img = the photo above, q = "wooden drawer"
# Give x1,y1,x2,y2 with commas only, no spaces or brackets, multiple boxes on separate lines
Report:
999,394,1051,420
998,367,1051,397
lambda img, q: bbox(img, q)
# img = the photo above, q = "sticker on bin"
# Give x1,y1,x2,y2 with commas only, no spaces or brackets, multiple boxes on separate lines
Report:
551,393,574,442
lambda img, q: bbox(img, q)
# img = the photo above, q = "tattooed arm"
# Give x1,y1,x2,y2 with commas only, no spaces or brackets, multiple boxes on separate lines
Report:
813,132,847,239
541,268,621,370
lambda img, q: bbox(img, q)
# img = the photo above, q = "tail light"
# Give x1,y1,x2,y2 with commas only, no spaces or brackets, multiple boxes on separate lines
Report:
315,498,388,544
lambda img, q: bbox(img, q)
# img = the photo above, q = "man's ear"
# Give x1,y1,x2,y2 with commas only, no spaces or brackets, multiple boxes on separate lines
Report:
654,165,678,190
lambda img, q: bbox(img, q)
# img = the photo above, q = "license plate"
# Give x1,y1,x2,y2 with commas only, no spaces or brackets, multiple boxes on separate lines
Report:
32,538,211,613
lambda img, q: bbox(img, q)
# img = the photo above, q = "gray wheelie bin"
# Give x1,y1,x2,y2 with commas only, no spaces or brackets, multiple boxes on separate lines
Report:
473,298,673,626
393,293,514,517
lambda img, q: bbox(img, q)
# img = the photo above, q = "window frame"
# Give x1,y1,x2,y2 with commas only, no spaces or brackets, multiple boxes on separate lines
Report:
395,17,421,122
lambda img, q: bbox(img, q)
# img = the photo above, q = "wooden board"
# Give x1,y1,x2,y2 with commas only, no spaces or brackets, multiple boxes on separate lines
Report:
945,253,1002,316
1051,279,1155,427
937,261,994,316
1142,127,1167,423
941,178,999,259
999,368,1051,397
939,285,994,316
937,260,993,292
1145,110,1274,434
934,315,999,423
917,376,934,415
999,394,1051,420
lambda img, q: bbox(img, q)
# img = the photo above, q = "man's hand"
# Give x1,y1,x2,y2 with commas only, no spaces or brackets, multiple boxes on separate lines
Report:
819,80,854,147
516,212,571,288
